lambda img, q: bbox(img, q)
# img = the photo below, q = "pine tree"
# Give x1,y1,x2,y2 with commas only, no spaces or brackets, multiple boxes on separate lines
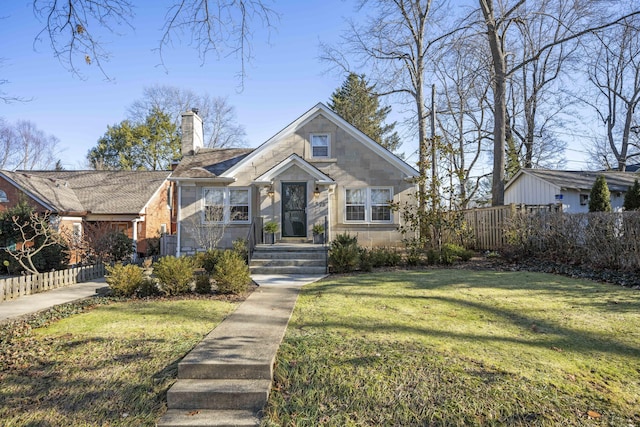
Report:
589,175,612,212
623,179,640,210
329,73,402,155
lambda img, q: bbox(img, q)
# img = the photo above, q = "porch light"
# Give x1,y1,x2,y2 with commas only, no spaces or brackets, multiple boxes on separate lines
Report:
314,186,320,198
268,185,274,197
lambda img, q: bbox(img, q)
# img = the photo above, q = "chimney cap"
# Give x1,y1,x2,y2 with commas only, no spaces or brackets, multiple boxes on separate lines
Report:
191,107,199,115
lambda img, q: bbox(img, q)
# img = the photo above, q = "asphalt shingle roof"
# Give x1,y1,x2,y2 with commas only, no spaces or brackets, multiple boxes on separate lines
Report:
514,169,640,192
6,170,171,214
171,148,254,179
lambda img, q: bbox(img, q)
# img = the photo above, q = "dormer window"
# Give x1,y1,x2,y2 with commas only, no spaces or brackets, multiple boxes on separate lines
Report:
311,134,330,158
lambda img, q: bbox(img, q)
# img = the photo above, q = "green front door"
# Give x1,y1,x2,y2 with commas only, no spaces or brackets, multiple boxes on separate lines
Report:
282,182,307,237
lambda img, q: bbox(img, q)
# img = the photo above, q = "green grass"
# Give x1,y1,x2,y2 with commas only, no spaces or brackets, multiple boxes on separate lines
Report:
0,297,239,426
263,270,640,426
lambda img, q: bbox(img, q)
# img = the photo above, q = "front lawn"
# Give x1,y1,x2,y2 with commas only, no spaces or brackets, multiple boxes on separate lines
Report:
264,270,640,426
0,297,240,426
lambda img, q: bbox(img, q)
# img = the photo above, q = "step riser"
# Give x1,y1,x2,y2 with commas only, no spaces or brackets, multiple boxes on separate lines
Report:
168,390,267,411
250,259,325,267
157,409,259,427
178,363,272,380
249,266,327,275
251,253,325,260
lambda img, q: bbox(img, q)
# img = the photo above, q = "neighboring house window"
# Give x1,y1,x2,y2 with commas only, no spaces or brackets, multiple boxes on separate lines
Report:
0,190,7,203
311,134,330,158
203,187,251,223
345,187,393,223
580,194,589,206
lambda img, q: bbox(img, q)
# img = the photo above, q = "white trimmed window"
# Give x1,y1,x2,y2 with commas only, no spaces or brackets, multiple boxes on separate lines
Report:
203,187,250,223
345,187,393,223
311,134,330,158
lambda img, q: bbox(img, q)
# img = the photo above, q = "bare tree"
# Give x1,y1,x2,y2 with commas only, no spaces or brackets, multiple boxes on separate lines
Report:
31,0,277,82
182,206,229,251
477,0,640,205
433,35,492,209
0,119,60,170
127,85,247,148
4,211,64,274
584,16,640,170
322,0,460,236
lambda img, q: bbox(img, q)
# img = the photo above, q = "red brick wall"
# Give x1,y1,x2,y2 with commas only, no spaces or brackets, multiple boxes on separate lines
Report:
138,180,172,256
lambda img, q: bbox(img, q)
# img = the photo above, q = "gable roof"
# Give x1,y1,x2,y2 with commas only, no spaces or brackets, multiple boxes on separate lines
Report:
3,170,171,215
506,169,640,193
253,154,336,185
0,171,85,214
170,148,253,180
222,103,419,179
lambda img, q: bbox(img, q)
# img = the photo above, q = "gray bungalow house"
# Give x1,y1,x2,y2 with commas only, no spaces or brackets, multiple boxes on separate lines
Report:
504,168,640,213
170,103,419,255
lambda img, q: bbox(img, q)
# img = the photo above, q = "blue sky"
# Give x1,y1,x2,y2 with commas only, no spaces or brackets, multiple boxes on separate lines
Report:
0,1,363,169
1,1,598,173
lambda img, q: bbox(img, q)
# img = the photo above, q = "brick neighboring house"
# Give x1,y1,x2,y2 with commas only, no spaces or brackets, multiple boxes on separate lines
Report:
0,170,173,261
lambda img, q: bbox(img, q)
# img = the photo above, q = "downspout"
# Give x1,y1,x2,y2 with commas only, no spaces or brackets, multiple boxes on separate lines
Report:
176,184,182,257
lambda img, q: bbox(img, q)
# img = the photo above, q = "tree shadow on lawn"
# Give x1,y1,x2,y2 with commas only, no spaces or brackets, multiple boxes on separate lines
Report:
0,336,180,426
302,270,640,360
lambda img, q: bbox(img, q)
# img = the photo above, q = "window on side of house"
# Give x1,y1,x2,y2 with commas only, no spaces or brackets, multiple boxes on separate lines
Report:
580,194,589,206
310,134,330,158
72,223,82,245
0,190,7,203
203,187,251,223
345,187,393,223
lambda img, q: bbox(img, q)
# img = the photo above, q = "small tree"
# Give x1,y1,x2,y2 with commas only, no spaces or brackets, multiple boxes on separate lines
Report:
589,175,612,212
183,206,230,251
2,210,67,274
623,179,640,211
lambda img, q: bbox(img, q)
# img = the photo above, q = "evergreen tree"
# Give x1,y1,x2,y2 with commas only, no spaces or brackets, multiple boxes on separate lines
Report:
329,73,402,155
87,107,180,170
589,175,612,212
623,179,640,210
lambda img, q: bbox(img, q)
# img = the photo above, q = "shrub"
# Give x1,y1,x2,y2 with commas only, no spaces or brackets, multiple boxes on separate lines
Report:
213,250,251,294
137,278,159,297
195,274,212,294
194,249,223,274
441,243,470,265
359,248,374,272
233,238,249,263
153,256,194,296
369,247,402,267
403,238,423,266
329,233,360,273
105,263,144,297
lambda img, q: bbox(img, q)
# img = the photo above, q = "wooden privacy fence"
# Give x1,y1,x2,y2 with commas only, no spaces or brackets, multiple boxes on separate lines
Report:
0,263,105,303
460,204,561,251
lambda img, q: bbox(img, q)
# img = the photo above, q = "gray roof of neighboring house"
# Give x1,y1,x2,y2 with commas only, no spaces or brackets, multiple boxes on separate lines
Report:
509,169,640,192
2,170,171,215
171,148,254,179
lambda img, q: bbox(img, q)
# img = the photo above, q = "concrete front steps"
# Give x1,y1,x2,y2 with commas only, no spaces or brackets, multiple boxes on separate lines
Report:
157,282,303,427
249,243,328,275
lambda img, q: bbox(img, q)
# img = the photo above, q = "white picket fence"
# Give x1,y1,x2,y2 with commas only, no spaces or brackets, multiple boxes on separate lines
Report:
0,263,105,303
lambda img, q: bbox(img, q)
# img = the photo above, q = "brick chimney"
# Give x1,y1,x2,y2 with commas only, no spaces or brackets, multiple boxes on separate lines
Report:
181,108,204,156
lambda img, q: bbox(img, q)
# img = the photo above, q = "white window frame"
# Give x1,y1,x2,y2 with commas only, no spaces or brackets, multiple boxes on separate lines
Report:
310,133,330,158
0,190,7,203
202,187,251,224
344,187,393,224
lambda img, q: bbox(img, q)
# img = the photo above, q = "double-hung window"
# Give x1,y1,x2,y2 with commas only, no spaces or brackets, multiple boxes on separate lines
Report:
310,134,330,158
203,187,250,223
345,187,393,223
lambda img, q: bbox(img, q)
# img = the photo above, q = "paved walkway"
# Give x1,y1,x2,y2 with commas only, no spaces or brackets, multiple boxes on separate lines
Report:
0,278,108,322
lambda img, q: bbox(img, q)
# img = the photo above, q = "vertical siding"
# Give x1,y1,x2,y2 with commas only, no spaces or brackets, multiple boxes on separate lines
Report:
505,174,560,205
